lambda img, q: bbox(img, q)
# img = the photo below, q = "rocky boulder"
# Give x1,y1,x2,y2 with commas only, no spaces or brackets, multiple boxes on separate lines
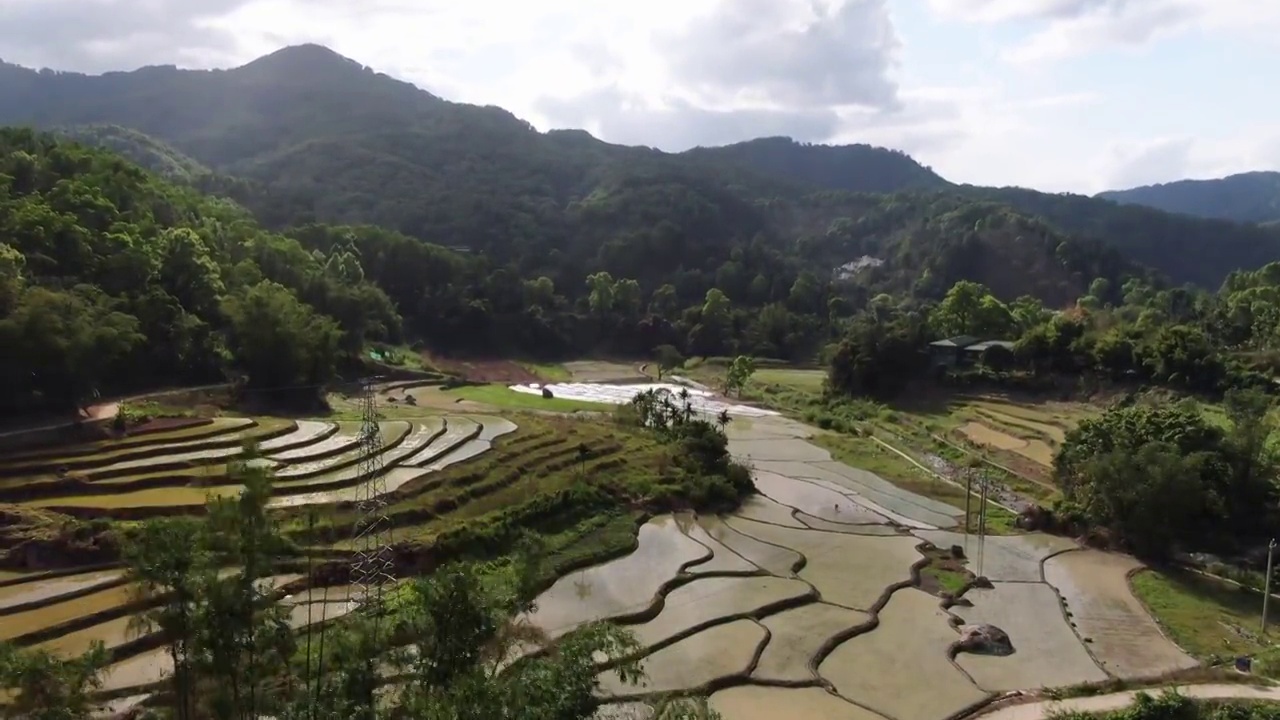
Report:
955,623,1013,656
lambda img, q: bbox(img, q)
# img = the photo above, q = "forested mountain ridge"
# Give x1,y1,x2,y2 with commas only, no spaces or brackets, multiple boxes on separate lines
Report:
1098,171,1280,225
1,44,1278,294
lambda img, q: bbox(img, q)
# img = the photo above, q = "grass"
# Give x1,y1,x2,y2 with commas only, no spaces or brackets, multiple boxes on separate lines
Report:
518,362,571,383
444,385,613,413
1130,567,1279,664
749,368,827,393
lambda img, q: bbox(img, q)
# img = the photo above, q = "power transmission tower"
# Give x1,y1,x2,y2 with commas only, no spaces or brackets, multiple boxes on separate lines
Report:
351,376,395,613
976,473,991,579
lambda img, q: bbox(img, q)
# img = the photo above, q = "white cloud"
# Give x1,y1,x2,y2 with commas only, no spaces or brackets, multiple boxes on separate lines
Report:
1096,129,1280,191
928,0,1280,63
0,0,1275,194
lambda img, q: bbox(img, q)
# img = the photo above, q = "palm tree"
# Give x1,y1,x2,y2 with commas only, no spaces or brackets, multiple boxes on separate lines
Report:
715,409,732,431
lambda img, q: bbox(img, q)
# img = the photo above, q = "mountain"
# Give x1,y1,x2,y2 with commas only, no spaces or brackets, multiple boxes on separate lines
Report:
2,44,1278,292
1098,171,1280,225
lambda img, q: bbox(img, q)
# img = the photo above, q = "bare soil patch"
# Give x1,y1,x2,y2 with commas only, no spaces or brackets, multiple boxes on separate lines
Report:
954,582,1107,691
1043,549,1197,678
959,422,1026,451
426,357,541,384
819,587,988,720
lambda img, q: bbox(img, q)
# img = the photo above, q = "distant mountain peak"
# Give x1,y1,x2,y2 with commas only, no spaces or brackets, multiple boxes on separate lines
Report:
235,43,367,77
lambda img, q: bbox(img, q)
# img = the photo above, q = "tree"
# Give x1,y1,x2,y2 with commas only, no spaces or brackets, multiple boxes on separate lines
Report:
0,642,108,720
654,344,684,380
1071,442,1210,559
222,280,342,389
929,281,1012,339
124,517,212,720
724,355,756,397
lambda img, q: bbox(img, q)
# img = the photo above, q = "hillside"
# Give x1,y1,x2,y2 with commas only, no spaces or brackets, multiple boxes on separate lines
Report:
0,127,402,414
1,45,1278,292
1098,171,1280,225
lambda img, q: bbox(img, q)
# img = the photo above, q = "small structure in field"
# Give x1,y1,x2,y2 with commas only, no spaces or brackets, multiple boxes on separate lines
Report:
928,337,1016,369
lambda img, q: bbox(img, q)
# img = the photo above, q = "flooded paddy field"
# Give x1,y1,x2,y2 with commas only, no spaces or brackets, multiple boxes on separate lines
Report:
0,382,1209,719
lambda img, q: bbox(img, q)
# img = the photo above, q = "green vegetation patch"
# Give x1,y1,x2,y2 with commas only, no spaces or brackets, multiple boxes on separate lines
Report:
1130,567,1274,663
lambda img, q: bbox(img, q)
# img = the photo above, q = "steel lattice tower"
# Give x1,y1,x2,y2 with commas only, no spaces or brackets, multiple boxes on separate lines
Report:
350,376,395,611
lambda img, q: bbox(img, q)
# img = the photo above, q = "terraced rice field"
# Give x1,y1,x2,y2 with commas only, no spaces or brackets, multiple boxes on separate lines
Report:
556,414,1199,720
0,407,548,694
0,393,1202,717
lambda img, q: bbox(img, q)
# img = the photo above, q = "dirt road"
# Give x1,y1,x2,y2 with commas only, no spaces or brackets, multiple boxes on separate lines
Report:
976,683,1280,720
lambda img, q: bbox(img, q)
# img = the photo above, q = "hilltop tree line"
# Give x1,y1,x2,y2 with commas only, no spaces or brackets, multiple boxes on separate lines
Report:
827,269,1280,401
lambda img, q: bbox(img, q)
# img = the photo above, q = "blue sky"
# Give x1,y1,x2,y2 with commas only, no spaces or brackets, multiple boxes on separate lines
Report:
1,0,1276,193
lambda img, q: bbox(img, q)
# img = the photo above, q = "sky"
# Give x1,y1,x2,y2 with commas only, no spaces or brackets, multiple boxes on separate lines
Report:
0,0,1277,194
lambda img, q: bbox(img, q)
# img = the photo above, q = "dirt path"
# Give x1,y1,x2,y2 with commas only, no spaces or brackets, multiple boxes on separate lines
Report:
0,403,120,439
974,683,1280,720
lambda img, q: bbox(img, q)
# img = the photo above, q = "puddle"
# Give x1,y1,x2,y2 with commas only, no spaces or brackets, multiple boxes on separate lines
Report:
794,512,902,535
282,585,360,604
100,648,171,691
912,530,1077,582
596,619,766,697
755,603,870,682
1,419,256,470
730,439,831,463
37,614,138,656
420,439,489,471
276,421,410,479
752,472,887,524
1043,550,1196,678
677,515,758,575
696,516,800,577
267,423,362,461
756,463,950,529
725,518,920,610
0,584,135,641
954,582,1106,691
89,445,245,475
258,421,335,452
28,485,241,509
624,576,811,649
0,569,123,611
710,686,887,720
470,417,519,443
377,419,446,466
819,588,986,720
286,601,357,629
523,516,709,639
403,417,479,466
733,494,807,528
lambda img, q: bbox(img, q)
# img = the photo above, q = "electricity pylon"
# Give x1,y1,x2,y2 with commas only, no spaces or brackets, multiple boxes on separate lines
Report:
350,376,394,611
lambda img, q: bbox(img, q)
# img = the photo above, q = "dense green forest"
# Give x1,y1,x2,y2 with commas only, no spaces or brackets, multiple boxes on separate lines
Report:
3,45,1280,291
0,126,1166,414
1099,171,1280,225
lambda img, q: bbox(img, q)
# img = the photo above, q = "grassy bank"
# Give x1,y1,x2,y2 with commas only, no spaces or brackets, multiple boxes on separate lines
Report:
1131,567,1280,669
